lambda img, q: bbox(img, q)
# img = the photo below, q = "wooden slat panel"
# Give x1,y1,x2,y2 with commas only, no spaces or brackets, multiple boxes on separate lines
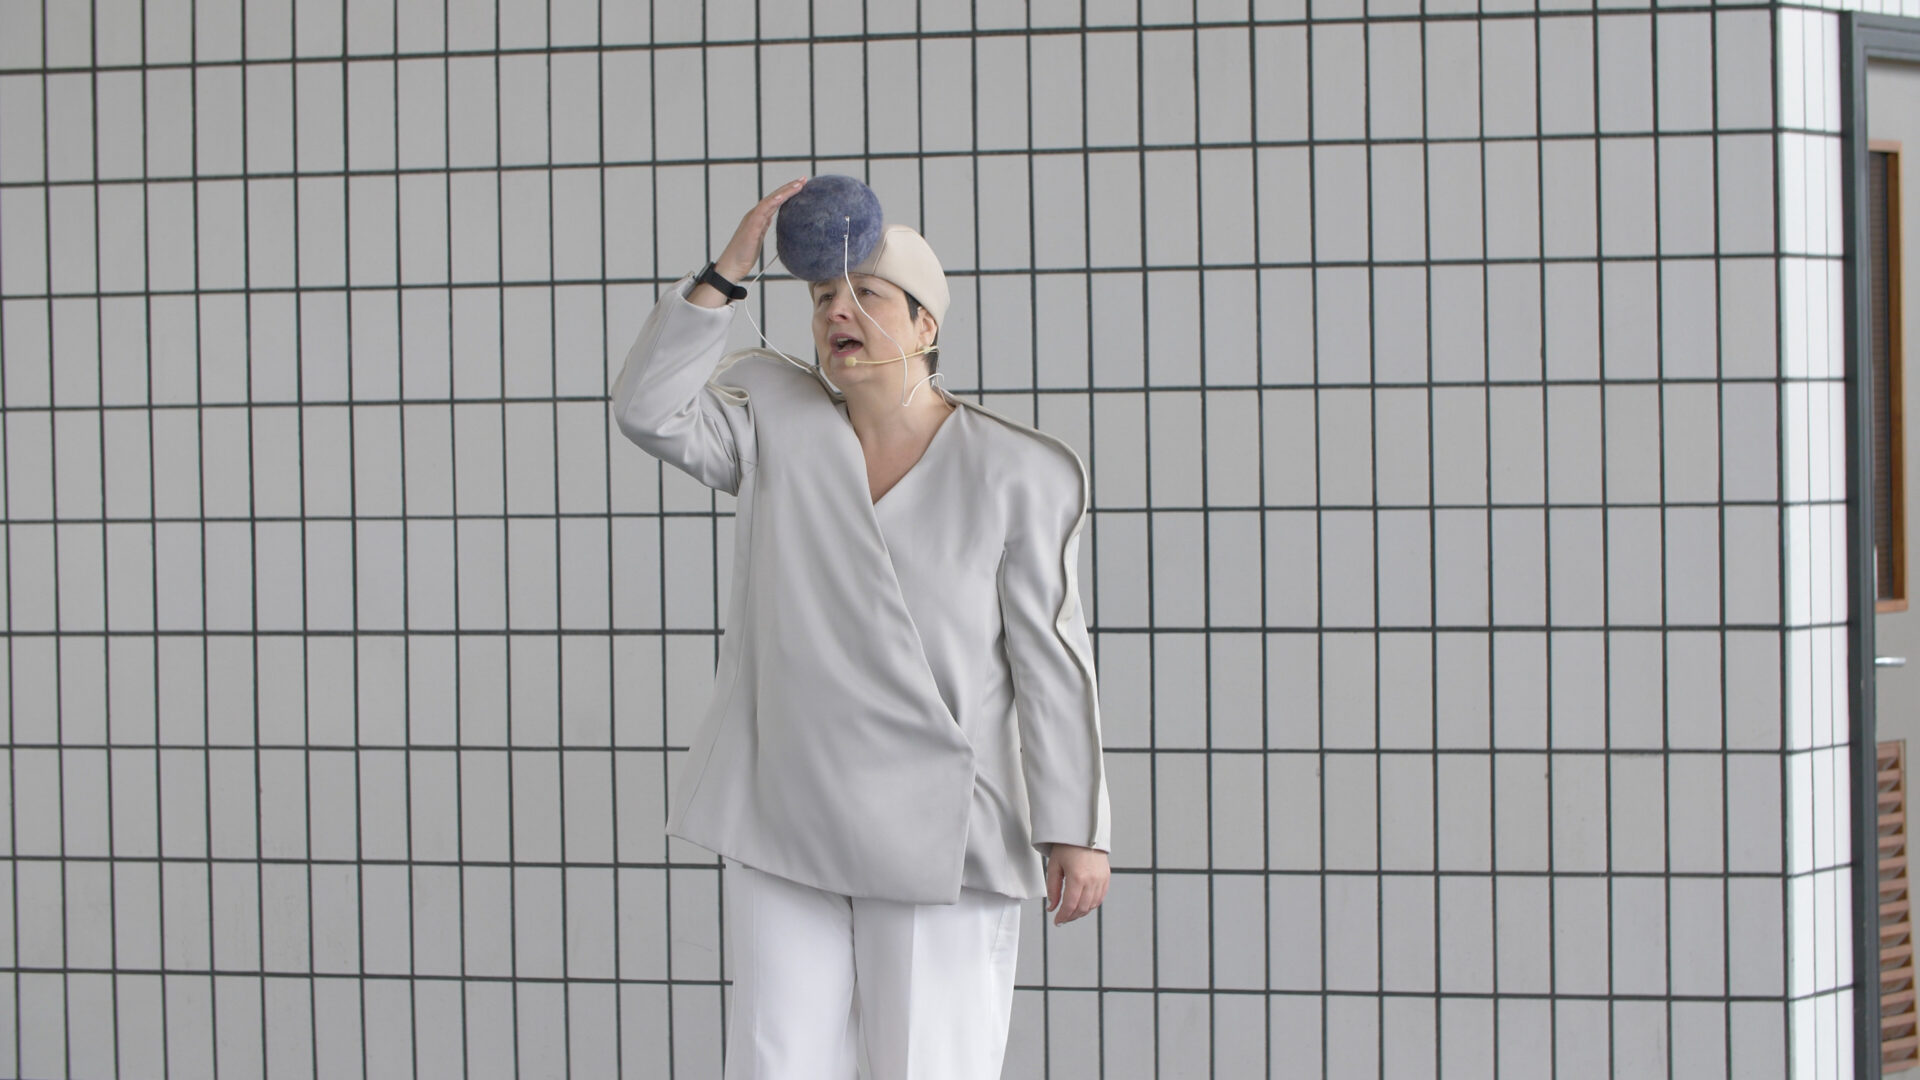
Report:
1882,740,1918,1073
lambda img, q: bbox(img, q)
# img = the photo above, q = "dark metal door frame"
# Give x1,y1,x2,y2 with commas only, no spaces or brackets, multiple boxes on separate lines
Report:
1841,15,1920,1078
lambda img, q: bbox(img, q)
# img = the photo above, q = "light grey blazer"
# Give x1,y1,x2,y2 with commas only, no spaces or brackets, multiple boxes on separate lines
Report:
611,276,1111,904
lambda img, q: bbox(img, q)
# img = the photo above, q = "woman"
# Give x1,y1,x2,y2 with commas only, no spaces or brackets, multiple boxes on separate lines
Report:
612,178,1111,1079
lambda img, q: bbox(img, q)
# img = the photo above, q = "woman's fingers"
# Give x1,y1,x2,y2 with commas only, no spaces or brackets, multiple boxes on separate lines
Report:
1070,869,1110,923
715,177,808,279
741,178,806,234
1075,879,1105,922
1054,875,1084,925
758,176,808,215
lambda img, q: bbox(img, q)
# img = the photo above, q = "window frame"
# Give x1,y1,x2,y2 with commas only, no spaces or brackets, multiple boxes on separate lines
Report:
1872,138,1911,613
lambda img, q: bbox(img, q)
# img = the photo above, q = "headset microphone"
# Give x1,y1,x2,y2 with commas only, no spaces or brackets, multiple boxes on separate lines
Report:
841,345,938,366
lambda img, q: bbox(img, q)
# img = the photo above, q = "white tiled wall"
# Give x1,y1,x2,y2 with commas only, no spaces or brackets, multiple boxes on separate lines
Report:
0,0,1860,1076
1779,6,1856,1079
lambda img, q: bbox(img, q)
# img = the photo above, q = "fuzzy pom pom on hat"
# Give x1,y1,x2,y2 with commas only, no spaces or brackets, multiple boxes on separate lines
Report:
850,224,951,331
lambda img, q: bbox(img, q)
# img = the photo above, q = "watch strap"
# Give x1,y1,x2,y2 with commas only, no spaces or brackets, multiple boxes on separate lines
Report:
697,261,748,301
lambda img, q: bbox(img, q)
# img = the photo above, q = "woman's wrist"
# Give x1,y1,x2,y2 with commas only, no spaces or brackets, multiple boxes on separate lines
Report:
687,262,748,309
686,280,732,309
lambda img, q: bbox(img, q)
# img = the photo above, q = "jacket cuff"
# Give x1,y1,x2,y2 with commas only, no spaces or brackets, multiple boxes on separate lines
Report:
1033,837,1110,856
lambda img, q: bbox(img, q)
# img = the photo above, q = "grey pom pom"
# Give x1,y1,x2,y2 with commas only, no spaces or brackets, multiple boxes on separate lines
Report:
776,175,884,281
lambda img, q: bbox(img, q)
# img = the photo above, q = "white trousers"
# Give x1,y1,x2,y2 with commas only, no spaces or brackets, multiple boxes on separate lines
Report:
721,857,1023,1080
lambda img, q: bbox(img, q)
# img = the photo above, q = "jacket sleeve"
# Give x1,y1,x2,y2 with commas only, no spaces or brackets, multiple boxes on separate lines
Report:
998,444,1112,859
611,274,756,496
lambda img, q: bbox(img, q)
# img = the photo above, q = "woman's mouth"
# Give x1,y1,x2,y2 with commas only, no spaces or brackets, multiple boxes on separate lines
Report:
831,334,864,357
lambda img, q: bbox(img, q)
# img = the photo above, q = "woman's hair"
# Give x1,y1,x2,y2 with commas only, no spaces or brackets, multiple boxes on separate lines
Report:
903,291,939,374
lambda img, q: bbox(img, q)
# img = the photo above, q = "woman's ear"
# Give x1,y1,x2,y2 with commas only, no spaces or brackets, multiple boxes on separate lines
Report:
917,309,939,349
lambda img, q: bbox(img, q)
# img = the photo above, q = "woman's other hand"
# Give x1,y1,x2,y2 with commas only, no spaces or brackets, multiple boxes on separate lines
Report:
690,177,809,308
1044,843,1110,926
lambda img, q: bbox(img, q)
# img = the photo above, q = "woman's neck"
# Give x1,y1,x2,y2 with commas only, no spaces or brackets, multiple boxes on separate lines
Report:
840,375,955,447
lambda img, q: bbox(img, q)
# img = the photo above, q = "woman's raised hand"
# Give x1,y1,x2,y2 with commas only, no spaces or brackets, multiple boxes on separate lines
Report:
688,178,809,308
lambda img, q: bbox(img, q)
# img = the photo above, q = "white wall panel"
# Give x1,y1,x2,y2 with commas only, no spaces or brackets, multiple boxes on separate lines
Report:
0,0,1851,1075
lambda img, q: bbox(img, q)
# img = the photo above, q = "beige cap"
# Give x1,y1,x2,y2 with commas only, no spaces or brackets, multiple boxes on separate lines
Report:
851,224,950,331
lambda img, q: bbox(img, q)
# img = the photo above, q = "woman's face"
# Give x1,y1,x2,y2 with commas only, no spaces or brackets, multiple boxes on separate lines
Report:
809,272,937,381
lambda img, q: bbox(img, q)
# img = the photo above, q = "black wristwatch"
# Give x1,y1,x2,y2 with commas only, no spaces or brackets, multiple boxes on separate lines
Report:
696,261,748,301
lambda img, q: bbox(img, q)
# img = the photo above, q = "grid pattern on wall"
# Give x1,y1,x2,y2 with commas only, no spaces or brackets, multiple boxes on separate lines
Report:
1778,8,1857,1080
0,0,1851,1077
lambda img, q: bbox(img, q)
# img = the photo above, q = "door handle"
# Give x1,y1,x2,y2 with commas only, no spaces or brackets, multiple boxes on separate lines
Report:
1879,656,1908,668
